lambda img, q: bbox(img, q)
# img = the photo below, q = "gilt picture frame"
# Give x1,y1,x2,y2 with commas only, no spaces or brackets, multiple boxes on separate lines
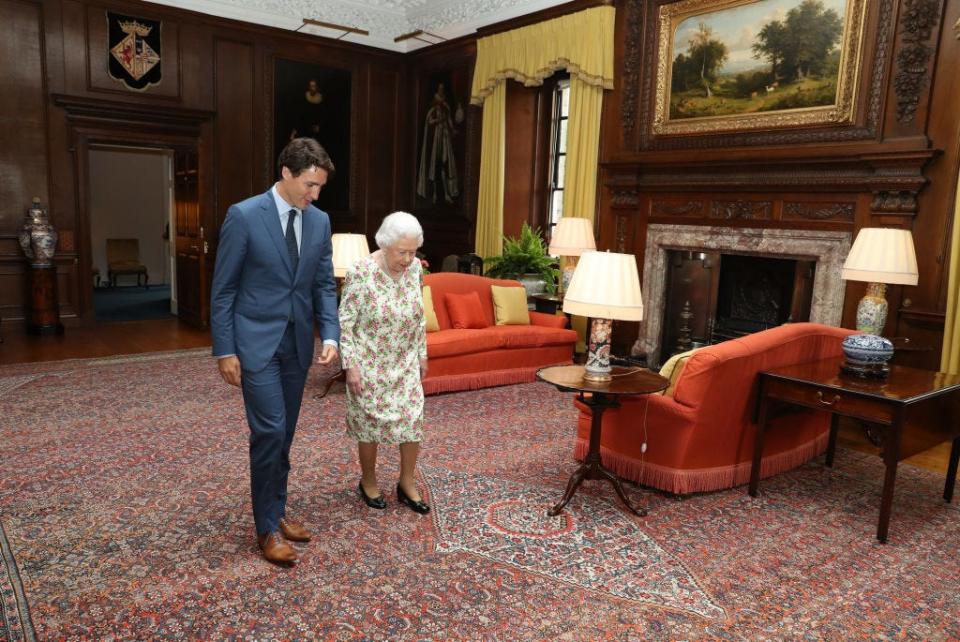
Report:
652,0,868,136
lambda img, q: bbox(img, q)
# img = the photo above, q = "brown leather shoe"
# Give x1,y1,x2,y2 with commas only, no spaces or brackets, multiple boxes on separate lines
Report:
257,532,297,565
279,517,312,542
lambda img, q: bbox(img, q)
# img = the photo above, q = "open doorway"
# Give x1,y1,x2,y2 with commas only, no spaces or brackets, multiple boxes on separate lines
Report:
88,146,177,322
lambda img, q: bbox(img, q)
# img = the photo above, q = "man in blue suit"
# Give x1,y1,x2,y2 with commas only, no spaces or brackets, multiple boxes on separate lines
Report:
211,137,340,566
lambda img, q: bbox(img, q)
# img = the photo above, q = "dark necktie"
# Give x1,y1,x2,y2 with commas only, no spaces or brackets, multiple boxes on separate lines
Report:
285,209,299,271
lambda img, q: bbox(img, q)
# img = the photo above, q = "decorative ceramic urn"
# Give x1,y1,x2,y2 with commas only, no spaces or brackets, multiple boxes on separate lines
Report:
841,333,894,378
18,197,58,268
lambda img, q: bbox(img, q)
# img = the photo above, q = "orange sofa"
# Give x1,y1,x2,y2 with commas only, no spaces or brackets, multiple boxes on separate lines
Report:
573,322,855,494
423,273,577,395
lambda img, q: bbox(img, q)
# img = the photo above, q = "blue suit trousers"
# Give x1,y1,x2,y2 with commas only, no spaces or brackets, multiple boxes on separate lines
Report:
241,323,309,536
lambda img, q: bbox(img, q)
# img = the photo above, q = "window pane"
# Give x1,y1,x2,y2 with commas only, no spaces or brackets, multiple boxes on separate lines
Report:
560,83,570,117
556,155,565,189
558,119,568,152
551,190,564,225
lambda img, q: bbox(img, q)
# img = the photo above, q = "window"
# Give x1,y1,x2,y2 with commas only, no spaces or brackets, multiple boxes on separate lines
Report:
546,77,570,239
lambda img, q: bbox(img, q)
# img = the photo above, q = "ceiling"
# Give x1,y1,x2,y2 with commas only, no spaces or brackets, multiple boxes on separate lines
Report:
144,0,571,52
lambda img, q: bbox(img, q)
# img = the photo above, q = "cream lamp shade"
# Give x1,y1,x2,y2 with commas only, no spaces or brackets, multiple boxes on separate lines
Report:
841,228,919,285
331,233,370,278
549,217,596,256
563,250,643,382
563,250,644,321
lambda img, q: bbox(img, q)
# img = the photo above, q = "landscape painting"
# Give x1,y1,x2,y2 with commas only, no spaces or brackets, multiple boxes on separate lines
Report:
653,0,867,136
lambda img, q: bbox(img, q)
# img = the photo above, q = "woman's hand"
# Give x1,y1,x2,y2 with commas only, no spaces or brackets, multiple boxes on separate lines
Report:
419,358,428,381
345,367,363,396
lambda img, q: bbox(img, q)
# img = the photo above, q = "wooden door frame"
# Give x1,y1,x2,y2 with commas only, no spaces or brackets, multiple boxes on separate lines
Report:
54,95,214,324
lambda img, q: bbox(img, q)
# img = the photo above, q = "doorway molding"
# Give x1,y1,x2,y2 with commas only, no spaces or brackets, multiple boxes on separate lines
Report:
53,94,213,324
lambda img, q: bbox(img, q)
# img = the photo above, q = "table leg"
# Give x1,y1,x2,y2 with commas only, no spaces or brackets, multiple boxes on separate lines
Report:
825,413,839,468
877,414,903,544
549,393,645,517
944,437,960,503
748,390,770,497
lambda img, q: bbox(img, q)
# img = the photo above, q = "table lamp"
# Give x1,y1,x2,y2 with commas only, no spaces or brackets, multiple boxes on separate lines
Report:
331,233,371,279
549,217,596,295
839,227,918,377
563,250,644,382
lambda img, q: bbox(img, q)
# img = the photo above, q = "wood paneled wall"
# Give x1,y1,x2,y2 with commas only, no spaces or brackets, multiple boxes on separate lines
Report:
0,0,406,325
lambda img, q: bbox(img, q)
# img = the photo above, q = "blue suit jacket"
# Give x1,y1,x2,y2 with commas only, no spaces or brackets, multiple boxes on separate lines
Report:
210,189,340,373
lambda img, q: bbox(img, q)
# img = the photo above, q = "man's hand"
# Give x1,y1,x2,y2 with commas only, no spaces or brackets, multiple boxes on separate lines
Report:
345,367,363,396
317,344,338,365
217,356,242,387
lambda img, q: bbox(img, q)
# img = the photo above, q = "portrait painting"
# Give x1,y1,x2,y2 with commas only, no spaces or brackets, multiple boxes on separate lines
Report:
415,68,469,211
273,58,352,212
653,0,867,136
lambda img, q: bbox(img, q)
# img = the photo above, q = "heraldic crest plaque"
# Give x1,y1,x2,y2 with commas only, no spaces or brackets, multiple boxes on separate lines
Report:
107,12,162,91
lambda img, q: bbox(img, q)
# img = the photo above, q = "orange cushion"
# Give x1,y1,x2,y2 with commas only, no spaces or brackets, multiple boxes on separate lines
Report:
445,291,489,329
427,329,503,358
487,325,578,349
529,311,568,329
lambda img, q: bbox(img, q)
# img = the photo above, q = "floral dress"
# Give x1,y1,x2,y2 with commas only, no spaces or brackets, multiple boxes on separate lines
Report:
339,254,427,444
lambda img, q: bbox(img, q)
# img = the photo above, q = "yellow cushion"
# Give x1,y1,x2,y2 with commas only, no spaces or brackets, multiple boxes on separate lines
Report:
490,285,530,326
657,348,699,397
423,286,440,332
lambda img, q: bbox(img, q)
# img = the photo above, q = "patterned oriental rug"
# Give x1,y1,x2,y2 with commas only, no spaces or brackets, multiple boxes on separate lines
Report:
1,350,959,640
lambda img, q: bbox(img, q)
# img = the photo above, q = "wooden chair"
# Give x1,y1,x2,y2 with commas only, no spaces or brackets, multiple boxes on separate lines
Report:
106,238,149,288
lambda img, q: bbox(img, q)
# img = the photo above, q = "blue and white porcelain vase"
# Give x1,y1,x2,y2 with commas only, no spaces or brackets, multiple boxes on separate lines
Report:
18,197,57,268
842,333,894,367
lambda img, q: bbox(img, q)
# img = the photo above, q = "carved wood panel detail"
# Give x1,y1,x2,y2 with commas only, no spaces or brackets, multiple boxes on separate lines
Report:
650,199,705,217
710,201,772,220
620,0,644,144
894,0,943,123
870,190,918,217
610,187,640,208
782,202,856,222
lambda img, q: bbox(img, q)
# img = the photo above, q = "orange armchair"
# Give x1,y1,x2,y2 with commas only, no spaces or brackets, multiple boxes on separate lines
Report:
573,323,855,494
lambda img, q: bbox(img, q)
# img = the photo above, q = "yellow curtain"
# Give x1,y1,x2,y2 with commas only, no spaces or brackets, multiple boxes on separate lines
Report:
562,78,604,223
471,5,615,256
941,167,960,374
475,81,506,259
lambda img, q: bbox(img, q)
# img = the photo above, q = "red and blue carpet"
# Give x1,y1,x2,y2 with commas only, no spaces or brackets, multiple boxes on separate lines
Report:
1,349,959,639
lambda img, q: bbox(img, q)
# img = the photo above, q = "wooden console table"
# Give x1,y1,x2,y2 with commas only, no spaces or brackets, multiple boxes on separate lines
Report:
748,357,960,543
537,365,668,516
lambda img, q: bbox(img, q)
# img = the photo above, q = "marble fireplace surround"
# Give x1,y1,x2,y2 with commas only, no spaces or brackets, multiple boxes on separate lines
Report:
638,224,852,366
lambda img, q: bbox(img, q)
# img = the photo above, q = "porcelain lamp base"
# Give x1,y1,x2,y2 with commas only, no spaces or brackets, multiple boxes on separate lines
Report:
583,317,613,382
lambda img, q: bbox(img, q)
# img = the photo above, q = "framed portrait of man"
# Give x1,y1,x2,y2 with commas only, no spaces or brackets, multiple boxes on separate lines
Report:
273,58,352,212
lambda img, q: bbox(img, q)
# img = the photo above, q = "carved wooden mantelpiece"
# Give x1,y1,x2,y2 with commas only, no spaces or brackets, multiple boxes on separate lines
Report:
604,149,937,229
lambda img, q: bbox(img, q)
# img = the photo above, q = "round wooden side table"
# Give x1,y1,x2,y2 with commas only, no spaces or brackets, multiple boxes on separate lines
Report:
537,364,668,516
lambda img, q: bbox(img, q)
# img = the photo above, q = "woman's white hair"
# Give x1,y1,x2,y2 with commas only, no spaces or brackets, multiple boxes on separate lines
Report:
375,211,424,249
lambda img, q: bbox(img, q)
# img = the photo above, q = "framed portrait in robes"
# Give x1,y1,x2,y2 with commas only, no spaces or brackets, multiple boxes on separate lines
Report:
273,58,352,213
414,67,471,212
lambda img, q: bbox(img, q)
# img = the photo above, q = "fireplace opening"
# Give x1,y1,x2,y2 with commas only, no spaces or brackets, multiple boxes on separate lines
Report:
659,250,815,362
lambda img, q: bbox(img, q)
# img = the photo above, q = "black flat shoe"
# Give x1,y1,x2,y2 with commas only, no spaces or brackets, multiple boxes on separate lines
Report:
358,481,386,509
396,484,430,515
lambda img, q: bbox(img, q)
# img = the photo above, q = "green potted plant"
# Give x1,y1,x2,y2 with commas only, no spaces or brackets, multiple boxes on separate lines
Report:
484,223,559,295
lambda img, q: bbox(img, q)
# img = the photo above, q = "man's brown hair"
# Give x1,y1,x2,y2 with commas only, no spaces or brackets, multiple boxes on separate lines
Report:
278,137,335,178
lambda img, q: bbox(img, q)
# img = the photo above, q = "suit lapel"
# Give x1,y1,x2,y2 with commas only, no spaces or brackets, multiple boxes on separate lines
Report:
257,190,294,278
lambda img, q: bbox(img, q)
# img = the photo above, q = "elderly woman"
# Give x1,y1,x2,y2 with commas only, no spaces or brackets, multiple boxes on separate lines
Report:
338,211,430,514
